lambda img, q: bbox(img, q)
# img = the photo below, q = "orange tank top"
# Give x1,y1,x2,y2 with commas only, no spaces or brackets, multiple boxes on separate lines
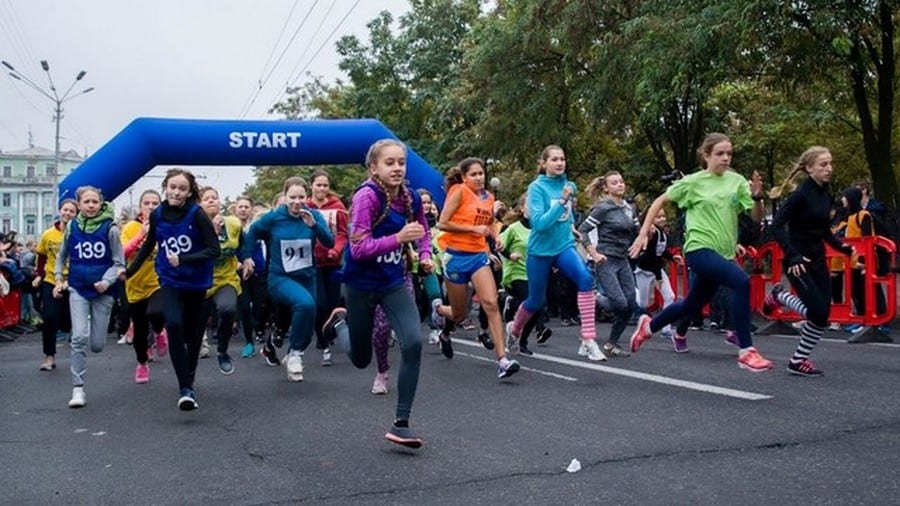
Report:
438,184,495,253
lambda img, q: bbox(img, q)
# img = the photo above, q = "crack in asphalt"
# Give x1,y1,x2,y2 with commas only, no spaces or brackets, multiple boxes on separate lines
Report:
243,419,900,504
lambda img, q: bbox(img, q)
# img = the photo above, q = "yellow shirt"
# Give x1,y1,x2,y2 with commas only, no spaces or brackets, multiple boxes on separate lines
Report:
207,215,243,298
36,225,66,284
122,220,160,302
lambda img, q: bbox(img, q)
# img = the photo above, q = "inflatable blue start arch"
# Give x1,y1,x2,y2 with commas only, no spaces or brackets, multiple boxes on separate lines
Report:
58,117,446,206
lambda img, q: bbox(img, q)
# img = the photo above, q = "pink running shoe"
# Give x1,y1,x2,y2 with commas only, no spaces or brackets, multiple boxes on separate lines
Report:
155,329,169,357
737,347,775,372
629,314,653,353
134,363,150,384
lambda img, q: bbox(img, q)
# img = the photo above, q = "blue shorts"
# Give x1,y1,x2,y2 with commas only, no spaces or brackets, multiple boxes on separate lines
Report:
442,250,490,285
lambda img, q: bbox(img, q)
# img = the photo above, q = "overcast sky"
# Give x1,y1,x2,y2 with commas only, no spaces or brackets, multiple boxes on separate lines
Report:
0,0,410,209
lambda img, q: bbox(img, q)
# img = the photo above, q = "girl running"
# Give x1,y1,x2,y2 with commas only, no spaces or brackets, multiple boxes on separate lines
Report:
764,146,853,376
121,189,168,383
54,186,125,407
234,195,266,357
325,139,433,448
632,209,681,343
505,145,605,362
628,133,774,372
35,200,77,371
431,158,520,378
242,177,334,382
126,168,219,410
307,170,349,366
199,186,245,375
577,171,639,358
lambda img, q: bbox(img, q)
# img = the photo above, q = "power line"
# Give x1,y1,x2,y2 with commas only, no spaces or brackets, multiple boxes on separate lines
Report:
239,0,322,118
237,0,300,117
283,0,338,89
269,0,362,112
0,0,39,65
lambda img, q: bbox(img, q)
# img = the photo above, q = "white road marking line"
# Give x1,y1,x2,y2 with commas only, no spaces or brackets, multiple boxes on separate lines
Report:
454,351,578,382
454,339,772,400
770,334,900,348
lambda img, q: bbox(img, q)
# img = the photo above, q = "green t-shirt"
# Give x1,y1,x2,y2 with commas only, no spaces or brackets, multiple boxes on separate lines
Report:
665,169,753,260
499,220,529,287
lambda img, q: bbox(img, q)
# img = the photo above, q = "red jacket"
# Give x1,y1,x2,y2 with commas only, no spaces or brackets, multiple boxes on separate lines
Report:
307,194,348,268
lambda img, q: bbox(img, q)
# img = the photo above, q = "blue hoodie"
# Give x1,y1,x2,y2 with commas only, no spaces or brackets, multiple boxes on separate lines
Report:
527,174,577,257
243,204,334,281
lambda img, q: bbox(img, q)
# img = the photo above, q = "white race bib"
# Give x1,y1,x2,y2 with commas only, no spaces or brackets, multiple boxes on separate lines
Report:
280,238,312,273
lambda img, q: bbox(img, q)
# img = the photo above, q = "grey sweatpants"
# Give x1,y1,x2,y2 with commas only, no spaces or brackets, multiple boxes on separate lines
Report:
68,290,114,386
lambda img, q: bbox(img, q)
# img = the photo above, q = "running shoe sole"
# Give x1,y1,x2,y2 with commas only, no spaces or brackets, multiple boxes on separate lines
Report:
385,432,423,449
178,396,198,411
498,361,520,379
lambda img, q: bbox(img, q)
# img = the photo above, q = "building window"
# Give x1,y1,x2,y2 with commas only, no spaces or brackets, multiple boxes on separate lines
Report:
46,165,55,177
2,166,10,177
27,166,35,178
24,192,37,208
1,193,9,207
1,219,10,232
42,192,54,210
43,215,53,230
25,216,36,235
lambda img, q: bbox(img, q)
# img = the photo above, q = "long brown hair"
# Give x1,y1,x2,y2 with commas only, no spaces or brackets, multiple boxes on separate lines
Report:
768,146,830,199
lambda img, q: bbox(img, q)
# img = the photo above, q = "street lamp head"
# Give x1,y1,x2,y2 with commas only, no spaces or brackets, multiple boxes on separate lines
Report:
76,70,86,80
490,177,501,189
8,72,21,80
1,61,14,71
82,87,95,94
41,60,49,71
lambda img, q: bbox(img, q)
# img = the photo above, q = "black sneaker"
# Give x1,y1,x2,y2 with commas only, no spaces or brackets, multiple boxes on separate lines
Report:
439,331,453,359
272,330,286,349
602,342,631,358
519,344,534,356
254,330,265,344
385,424,423,449
536,327,552,344
476,331,494,350
260,338,281,366
787,359,823,377
322,307,347,344
217,353,234,375
762,284,784,316
178,388,198,411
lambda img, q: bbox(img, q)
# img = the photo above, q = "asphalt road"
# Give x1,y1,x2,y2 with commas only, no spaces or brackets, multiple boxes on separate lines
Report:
2,320,899,505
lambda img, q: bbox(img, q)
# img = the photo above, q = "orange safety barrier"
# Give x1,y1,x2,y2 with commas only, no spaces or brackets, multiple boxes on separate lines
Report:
647,237,896,327
751,236,897,327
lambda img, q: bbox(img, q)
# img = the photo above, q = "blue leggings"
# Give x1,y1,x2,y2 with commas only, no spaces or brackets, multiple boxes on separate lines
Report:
268,274,316,352
651,248,754,348
522,247,593,313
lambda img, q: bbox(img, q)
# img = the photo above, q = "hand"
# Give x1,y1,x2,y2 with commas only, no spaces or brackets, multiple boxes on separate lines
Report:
750,170,763,198
326,250,338,260
672,254,684,266
592,252,608,264
141,221,150,235
419,258,435,274
300,210,315,227
510,252,523,262
788,257,810,277
94,280,109,294
489,253,502,270
117,268,127,281
494,237,504,251
628,234,648,259
241,258,255,280
736,244,747,257
472,225,491,237
31,276,41,288
399,222,425,243
52,283,65,299
562,184,574,201
167,253,180,267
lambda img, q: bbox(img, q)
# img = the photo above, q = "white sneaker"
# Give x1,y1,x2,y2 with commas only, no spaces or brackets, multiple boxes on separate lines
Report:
505,321,520,354
578,339,607,361
117,335,128,345
371,372,388,395
286,350,304,382
68,387,86,408
428,329,441,345
199,333,210,359
321,347,332,367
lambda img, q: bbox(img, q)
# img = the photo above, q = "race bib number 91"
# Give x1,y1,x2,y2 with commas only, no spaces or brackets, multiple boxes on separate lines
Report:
280,238,312,273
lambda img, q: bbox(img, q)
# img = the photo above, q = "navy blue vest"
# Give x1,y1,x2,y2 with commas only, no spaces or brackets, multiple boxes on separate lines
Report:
67,219,114,300
342,183,421,291
154,203,213,290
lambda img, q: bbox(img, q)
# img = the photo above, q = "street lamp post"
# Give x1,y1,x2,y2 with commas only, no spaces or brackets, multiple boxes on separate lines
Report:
2,60,94,203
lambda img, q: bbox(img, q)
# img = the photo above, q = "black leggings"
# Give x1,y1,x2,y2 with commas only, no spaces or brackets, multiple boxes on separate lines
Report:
40,281,70,357
238,275,267,343
130,290,165,364
161,286,206,391
785,258,831,327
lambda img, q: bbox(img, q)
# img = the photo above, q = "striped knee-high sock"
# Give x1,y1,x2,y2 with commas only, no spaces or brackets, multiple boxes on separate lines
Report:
791,321,825,363
777,291,808,318
510,305,534,338
577,291,596,341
